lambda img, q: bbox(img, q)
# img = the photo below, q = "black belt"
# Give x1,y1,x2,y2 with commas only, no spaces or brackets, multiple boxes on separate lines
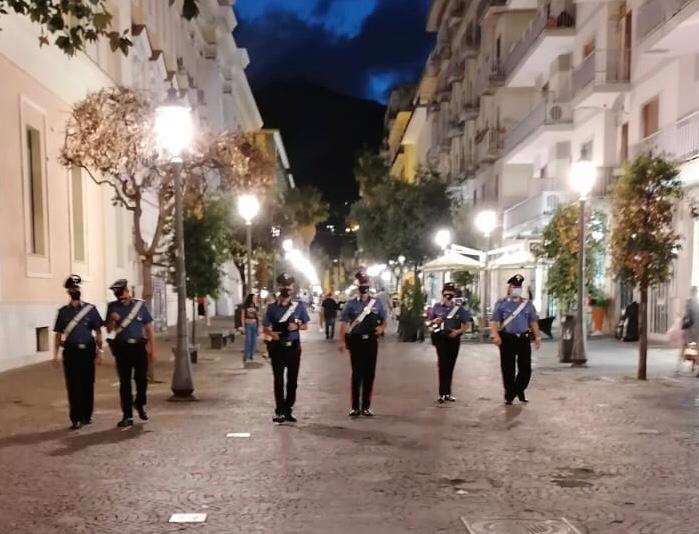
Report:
111,338,146,345
271,339,299,347
63,341,95,350
500,331,530,339
347,333,375,340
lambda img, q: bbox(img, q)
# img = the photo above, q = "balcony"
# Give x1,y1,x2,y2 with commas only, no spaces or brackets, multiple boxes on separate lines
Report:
447,58,465,85
505,5,576,87
460,97,479,122
477,0,507,22
504,97,573,164
631,110,699,163
476,128,505,165
503,191,567,238
572,50,630,109
475,59,506,97
590,167,620,198
637,0,699,53
448,119,464,138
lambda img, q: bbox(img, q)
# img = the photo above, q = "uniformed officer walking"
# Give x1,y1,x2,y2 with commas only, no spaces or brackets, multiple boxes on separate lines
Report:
490,274,541,405
428,282,471,403
105,279,156,428
338,272,387,417
53,275,104,430
263,273,310,424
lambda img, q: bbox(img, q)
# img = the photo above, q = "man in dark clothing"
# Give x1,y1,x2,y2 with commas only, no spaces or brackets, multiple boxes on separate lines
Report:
321,293,339,340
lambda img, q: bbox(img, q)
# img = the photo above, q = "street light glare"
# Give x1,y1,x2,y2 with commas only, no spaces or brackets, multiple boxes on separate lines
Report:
366,264,386,277
155,100,193,158
570,160,597,198
282,238,293,252
434,229,452,250
475,210,497,236
237,194,260,224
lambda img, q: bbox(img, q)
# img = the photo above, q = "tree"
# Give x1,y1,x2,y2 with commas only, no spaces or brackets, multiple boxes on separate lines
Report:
610,152,695,380
274,185,330,250
354,149,388,202
61,87,273,302
0,0,199,56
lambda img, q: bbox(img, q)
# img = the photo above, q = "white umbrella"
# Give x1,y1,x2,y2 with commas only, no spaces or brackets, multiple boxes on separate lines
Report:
422,251,483,272
489,249,538,270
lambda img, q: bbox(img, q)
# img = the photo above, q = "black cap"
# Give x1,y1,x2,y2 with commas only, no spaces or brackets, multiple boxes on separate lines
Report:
276,272,295,286
355,271,370,285
507,274,525,287
64,274,82,289
109,279,128,291
442,282,456,293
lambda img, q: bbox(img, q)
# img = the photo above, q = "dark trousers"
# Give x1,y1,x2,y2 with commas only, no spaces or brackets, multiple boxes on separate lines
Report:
325,317,336,340
62,343,96,424
113,343,149,418
269,340,301,415
499,332,532,400
348,335,378,410
435,336,460,396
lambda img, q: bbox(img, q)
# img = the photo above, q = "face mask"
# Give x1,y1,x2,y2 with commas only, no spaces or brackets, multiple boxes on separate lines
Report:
443,294,454,301
279,288,291,298
359,285,370,295
68,290,81,301
511,288,523,298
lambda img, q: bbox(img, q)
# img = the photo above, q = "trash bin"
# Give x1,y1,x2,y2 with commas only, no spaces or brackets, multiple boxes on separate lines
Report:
560,315,575,363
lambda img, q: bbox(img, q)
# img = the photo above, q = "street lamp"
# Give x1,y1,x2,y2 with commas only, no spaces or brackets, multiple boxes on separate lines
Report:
570,160,597,366
475,210,497,340
434,228,452,252
155,86,194,399
237,194,260,296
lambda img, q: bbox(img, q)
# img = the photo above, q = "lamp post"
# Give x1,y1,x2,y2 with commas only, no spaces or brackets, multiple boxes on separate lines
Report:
570,160,597,366
434,228,452,252
155,87,194,399
475,210,497,340
237,194,260,296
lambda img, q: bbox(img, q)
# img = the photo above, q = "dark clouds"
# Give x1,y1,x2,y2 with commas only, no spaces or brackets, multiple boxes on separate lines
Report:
235,0,434,102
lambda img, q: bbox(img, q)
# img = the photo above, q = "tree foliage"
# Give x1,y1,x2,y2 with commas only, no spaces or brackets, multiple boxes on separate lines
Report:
0,0,199,56
274,185,330,249
534,204,606,312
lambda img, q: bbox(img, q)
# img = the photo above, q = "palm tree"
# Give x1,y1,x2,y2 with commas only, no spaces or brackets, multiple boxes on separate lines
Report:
279,185,330,250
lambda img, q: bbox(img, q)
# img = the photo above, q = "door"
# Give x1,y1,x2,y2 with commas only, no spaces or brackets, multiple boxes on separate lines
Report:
650,283,669,334
622,9,632,81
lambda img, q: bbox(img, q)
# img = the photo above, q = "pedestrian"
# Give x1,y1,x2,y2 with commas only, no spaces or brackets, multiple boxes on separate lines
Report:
52,275,104,430
321,292,339,340
490,274,541,405
105,279,156,429
241,293,260,362
338,272,387,417
375,287,391,335
263,273,310,424
427,282,471,403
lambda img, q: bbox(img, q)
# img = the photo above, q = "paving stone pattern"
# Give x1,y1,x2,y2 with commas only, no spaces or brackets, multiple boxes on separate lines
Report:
0,320,698,533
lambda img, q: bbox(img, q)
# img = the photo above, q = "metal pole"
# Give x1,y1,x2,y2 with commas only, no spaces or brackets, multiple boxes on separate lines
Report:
482,233,491,340
245,222,253,295
171,161,194,398
572,197,588,366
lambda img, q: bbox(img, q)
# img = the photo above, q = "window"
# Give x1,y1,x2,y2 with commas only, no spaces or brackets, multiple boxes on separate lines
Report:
481,184,486,201
71,167,86,262
26,126,46,255
494,175,499,199
473,188,478,205
36,327,49,352
620,123,629,163
580,140,593,160
641,97,659,138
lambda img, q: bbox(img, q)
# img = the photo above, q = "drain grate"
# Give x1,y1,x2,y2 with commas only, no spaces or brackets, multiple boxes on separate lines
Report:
461,517,582,534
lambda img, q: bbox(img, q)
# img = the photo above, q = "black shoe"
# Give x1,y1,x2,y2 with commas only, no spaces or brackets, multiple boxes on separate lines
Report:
284,413,298,423
349,409,361,417
361,409,374,417
272,414,285,424
517,392,528,403
117,417,134,429
83,419,92,425
135,405,149,421
445,395,456,402
505,399,514,406
69,421,83,431
437,395,446,404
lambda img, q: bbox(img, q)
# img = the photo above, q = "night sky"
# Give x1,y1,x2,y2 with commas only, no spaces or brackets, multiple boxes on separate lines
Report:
235,0,434,103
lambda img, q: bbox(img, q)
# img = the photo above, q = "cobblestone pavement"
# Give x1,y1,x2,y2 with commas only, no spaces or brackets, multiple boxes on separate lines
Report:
1,319,698,534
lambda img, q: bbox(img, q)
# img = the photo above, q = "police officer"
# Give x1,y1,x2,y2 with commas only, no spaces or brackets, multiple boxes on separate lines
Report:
338,272,387,417
428,282,472,403
263,273,310,424
490,274,541,405
53,275,104,430
105,279,156,428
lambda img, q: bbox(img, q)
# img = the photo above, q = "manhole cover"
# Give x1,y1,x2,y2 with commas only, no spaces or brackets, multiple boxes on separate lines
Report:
461,517,581,534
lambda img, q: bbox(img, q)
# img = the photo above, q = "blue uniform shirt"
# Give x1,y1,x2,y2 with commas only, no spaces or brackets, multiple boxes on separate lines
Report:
54,302,103,344
106,299,153,341
340,297,387,334
263,300,310,342
429,302,472,325
491,298,538,334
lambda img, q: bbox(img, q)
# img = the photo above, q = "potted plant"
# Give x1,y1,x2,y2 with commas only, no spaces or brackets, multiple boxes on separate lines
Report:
588,287,609,334
398,277,426,342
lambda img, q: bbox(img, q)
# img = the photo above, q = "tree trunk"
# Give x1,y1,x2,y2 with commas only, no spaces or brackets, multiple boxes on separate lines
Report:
141,258,154,303
191,298,197,345
638,285,648,380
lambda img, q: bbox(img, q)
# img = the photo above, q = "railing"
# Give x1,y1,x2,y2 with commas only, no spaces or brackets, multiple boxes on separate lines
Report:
460,97,479,121
505,4,576,77
503,191,565,233
477,0,507,21
573,50,630,95
476,128,505,163
504,97,573,153
590,166,618,198
475,59,506,96
447,58,465,84
637,0,694,43
632,110,699,162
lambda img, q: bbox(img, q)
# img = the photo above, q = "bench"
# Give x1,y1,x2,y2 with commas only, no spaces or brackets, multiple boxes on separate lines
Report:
209,329,234,349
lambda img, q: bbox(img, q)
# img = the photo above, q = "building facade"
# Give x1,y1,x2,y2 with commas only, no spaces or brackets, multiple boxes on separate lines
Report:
0,0,266,371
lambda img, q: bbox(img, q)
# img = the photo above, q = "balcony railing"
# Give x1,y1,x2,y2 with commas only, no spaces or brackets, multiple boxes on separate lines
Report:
475,59,506,96
590,167,619,198
637,0,694,43
476,128,505,164
573,50,630,95
503,191,565,234
460,97,479,122
505,4,575,78
477,0,507,21
632,109,699,162
447,58,465,85
504,97,573,154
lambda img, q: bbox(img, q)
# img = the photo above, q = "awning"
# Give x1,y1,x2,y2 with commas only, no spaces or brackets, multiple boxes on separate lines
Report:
488,249,538,270
422,251,483,272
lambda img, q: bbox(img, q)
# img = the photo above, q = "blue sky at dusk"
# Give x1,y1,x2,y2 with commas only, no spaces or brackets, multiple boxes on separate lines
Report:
235,0,434,103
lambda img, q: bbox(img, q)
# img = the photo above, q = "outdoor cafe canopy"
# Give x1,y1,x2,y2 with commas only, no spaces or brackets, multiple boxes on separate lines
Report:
421,251,483,272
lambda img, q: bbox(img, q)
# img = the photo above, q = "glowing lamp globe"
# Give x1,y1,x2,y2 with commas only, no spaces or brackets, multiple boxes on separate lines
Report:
237,194,260,224
475,210,497,237
570,160,597,198
155,88,193,158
